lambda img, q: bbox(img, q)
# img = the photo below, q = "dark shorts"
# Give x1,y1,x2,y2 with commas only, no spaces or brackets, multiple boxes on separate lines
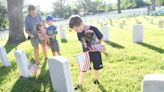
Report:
89,52,103,70
50,40,60,52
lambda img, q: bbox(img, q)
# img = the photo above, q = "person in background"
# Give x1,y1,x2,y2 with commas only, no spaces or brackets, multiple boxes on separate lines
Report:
25,5,47,65
46,16,61,56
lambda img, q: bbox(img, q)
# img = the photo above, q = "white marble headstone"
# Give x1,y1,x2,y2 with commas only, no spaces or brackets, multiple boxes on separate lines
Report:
101,25,110,42
159,20,163,28
119,23,124,29
14,50,31,78
133,24,144,43
59,26,67,40
48,56,74,92
142,74,164,92
0,47,10,67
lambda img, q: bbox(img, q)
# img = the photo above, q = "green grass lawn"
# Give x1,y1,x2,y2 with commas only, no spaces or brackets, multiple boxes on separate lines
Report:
0,16,164,92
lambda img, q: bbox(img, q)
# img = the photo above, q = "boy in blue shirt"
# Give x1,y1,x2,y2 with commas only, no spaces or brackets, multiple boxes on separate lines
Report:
46,16,60,56
69,15,104,90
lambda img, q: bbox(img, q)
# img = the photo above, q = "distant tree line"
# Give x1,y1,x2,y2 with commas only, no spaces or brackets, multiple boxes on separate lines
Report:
0,0,164,31
52,0,164,18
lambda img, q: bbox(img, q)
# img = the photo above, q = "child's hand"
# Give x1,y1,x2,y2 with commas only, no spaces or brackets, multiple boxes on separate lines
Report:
89,48,94,52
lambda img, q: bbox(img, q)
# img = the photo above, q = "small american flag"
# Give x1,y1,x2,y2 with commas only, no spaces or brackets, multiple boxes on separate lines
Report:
28,58,39,75
28,62,39,76
76,52,90,72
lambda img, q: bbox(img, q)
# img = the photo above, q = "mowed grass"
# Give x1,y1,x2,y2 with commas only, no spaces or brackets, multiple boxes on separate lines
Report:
0,16,164,92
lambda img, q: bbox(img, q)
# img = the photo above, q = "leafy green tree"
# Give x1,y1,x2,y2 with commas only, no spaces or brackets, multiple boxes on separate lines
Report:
0,0,8,30
52,0,68,18
121,0,147,9
135,0,147,8
157,0,164,6
121,0,135,9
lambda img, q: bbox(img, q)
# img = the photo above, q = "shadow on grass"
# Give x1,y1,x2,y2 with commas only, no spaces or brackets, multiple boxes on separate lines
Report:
0,62,17,84
4,42,20,53
78,87,85,92
10,60,53,92
98,83,107,92
105,41,125,49
61,39,68,43
137,43,164,53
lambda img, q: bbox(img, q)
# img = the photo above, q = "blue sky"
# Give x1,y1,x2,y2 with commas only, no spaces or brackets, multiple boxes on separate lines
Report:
25,0,117,12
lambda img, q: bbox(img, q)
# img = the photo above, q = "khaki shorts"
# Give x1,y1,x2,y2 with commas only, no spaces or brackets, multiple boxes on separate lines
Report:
30,37,43,47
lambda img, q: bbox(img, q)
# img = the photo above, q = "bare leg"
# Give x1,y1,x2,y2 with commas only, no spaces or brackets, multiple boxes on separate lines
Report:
34,46,40,65
74,71,85,90
52,52,56,56
78,71,85,85
53,52,61,56
41,42,47,58
56,52,61,56
94,70,99,80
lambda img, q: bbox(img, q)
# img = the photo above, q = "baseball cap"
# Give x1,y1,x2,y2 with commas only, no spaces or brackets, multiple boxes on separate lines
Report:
46,16,53,21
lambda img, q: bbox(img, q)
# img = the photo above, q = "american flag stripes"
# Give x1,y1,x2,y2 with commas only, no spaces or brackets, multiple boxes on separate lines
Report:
76,52,91,72
28,63,39,75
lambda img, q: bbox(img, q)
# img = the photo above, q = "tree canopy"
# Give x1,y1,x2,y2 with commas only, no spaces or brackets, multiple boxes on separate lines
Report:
51,0,164,18
0,0,8,30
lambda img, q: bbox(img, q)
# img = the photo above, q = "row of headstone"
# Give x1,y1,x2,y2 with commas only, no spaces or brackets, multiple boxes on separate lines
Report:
0,48,32,77
0,46,73,92
0,46,74,92
100,23,144,43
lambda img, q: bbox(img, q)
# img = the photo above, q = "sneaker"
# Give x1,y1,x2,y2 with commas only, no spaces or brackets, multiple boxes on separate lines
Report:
74,84,82,90
94,79,100,85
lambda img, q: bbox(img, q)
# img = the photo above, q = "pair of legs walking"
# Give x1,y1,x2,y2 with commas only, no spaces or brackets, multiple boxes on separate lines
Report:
34,42,47,65
34,43,61,64
78,70,99,84
32,38,61,64
75,68,100,90
75,52,103,90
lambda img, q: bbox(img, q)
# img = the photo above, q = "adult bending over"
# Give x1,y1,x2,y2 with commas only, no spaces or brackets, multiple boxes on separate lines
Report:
25,5,47,64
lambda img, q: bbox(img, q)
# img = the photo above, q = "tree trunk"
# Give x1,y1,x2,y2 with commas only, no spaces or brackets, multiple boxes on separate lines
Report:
7,0,25,44
152,0,156,11
117,0,121,14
